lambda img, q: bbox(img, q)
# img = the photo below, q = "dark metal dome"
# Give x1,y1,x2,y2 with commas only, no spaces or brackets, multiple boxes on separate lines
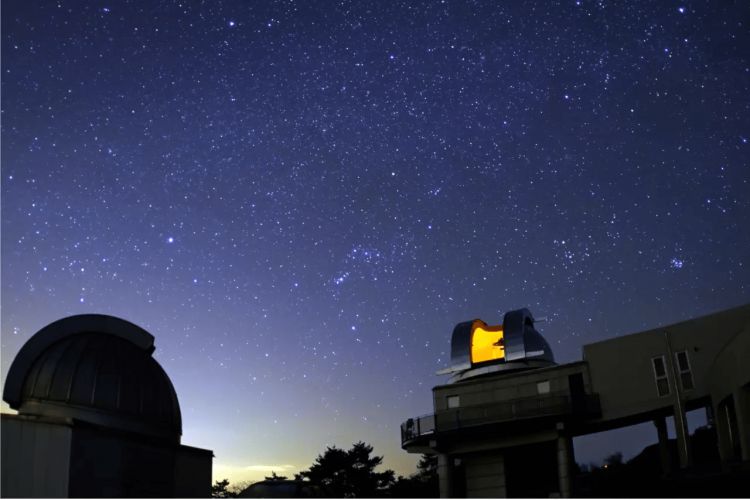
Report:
3,314,181,442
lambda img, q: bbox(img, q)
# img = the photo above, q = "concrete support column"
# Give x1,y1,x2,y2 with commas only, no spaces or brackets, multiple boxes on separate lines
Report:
664,330,692,469
497,454,507,498
437,454,452,498
654,416,671,476
714,401,732,465
556,424,573,498
673,401,692,468
733,389,750,461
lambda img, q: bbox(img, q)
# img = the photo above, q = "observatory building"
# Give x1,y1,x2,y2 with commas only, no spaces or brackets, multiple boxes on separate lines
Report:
1,314,213,498
400,305,750,497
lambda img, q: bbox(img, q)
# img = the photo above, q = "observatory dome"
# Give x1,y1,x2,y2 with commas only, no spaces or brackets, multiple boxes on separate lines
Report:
3,315,181,442
440,308,556,382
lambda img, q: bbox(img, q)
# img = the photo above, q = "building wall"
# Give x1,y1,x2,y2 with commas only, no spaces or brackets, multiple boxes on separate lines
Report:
1,415,72,498
707,320,750,462
708,317,750,401
174,445,214,498
433,362,590,412
69,426,178,497
462,452,506,498
0,414,213,498
583,304,750,423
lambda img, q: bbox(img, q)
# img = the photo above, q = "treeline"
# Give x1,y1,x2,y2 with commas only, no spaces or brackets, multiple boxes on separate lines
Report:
211,441,438,498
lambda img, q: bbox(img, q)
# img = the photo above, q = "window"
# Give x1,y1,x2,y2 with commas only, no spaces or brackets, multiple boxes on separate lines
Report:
447,395,460,409
675,350,694,390
537,381,550,394
652,356,670,397
470,320,505,364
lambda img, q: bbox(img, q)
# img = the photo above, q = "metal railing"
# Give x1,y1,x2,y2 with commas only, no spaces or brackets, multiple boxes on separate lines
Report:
401,414,436,445
401,393,600,445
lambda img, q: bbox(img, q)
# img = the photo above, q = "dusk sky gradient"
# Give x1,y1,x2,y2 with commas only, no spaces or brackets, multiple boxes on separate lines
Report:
2,0,749,485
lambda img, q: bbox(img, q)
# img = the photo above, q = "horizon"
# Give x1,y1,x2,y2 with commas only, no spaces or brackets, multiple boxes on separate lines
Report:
0,306,738,486
2,0,749,488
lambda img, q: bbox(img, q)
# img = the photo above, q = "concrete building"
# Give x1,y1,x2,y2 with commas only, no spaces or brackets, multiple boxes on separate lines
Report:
400,305,750,497
1,314,213,498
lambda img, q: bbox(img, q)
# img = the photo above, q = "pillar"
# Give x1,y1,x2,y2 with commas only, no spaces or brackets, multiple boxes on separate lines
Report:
556,424,572,498
437,454,453,498
733,389,750,461
714,400,732,465
497,454,507,498
673,401,692,468
664,330,692,469
654,416,671,476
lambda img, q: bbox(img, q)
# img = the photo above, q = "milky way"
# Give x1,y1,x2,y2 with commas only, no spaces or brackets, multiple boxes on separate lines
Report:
2,0,749,482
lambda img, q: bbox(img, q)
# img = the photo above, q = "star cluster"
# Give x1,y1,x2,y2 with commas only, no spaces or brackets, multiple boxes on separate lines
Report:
2,0,749,482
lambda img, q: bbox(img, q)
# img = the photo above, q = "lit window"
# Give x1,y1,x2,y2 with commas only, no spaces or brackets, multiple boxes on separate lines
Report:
537,381,550,394
470,320,505,364
447,395,460,408
652,356,670,397
675,350,694,391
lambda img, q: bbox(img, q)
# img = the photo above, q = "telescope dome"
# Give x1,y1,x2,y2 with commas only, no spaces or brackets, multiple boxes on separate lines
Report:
3,314,181,442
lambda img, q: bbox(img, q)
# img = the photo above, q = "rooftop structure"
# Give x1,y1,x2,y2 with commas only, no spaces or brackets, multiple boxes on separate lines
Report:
400,305,750,497
439,308,555,382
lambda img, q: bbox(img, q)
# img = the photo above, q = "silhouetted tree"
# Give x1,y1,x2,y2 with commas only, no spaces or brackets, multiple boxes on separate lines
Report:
604,452,623,468
211,478,236,498
416,454,438,479
297,441,395,497
388,454,439,498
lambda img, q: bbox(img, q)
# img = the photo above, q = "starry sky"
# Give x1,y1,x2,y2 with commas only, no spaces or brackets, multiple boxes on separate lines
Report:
2,0,749,485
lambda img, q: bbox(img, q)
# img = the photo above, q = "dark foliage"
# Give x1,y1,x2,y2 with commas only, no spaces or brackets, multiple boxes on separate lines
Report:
296,441,395,497
211,478,236,498
389,455,439,498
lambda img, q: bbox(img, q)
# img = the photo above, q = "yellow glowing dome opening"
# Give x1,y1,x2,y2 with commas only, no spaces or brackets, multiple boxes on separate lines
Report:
470,320,505,364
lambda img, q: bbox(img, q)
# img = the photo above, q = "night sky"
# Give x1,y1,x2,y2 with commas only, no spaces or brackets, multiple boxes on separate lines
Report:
2,0,749,485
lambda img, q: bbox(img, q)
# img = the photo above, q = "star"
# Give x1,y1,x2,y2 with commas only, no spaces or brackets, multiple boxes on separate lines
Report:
2,0,748,485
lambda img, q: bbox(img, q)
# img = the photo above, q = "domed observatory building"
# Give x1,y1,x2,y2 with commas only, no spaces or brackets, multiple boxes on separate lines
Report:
401,308,599,498
400,305,750,498
1,315,213,498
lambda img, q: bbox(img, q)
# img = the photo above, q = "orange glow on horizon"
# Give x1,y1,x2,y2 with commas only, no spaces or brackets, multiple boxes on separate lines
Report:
470,320,505,364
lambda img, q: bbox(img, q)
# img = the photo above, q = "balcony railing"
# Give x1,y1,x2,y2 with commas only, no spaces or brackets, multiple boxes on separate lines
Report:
401,393,600,446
